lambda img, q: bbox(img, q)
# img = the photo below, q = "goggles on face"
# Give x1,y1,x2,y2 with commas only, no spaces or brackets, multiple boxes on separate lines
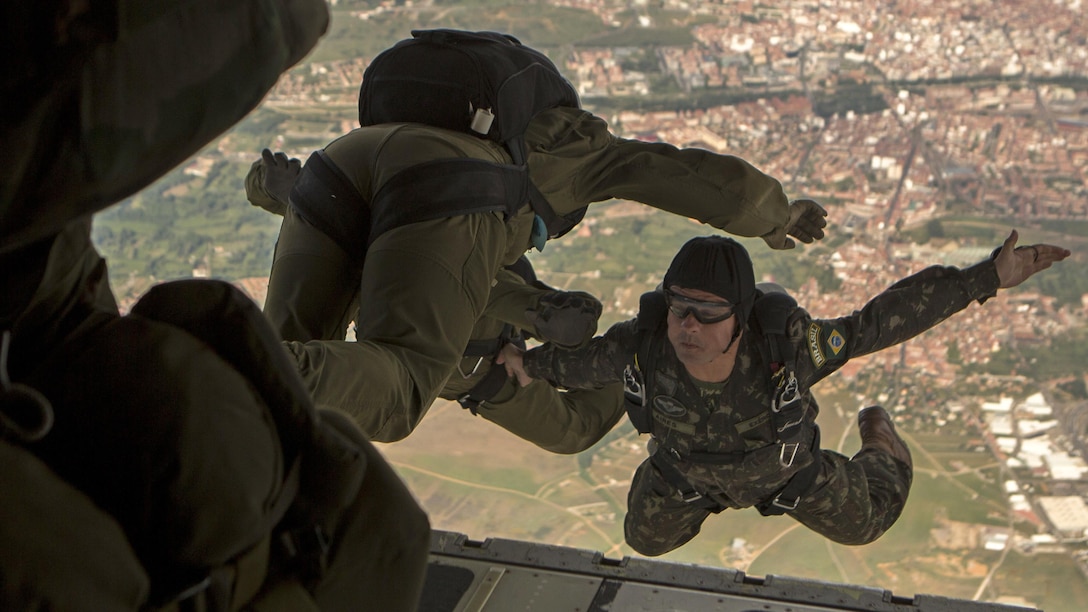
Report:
664,289,734,324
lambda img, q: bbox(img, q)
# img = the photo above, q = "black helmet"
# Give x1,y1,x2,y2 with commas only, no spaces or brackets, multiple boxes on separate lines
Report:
662,236,757,324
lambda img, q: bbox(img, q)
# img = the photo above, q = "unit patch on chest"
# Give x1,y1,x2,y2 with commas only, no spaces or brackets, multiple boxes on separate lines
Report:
650,395,696,435
653,395,688,418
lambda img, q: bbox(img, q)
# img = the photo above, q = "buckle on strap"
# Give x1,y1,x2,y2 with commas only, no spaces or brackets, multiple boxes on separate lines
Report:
650,442,708,505
457,356,485,379
681,490,704,504
457,393,480,414
779,442,799,467
772,371,805,437
771,372,800,413
769,493,800,512
277,524,332,580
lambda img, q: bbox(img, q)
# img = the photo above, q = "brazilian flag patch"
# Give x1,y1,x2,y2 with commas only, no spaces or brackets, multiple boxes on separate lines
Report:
807,322,848,368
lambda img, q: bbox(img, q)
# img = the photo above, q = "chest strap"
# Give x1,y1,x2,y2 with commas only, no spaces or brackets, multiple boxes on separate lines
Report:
290,153,530,266
369,158,529,245
753,290,808,464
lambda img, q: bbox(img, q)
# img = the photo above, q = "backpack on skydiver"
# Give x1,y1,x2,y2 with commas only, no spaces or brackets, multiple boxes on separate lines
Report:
8,280,374,611
131,280,412,611
291,29,585,263
358,29,577,164
623,286,821,517
130,280,373,610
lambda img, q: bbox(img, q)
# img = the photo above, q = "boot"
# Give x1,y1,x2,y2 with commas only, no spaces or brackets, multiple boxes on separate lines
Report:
858,406,912,469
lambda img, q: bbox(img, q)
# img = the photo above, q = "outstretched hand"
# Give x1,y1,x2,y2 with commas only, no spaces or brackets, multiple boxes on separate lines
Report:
993,230,1070,289
762,198,828,249
496,343,533,387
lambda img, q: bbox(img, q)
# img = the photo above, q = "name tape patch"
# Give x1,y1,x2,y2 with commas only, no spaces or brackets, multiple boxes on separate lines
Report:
807,322,825,367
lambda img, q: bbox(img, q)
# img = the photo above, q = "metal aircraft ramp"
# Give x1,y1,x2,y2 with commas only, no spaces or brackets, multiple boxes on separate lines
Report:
419,530,1038,612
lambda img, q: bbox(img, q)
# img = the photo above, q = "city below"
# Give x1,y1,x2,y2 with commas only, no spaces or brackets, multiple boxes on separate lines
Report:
90,1,1088,608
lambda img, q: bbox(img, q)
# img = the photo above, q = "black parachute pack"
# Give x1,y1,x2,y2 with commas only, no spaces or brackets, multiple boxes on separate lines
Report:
129,280,373,609
623,287,820,516
358,29,579,165
292,29,584,264
12,279,370,610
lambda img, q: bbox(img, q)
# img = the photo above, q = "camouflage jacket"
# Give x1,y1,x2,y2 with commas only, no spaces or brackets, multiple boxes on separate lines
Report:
524,259,1000,508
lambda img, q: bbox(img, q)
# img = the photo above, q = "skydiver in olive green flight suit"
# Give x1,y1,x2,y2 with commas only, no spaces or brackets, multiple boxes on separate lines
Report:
249,160,627,453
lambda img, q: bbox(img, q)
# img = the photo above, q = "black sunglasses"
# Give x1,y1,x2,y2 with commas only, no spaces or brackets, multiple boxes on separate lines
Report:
663,289,734,324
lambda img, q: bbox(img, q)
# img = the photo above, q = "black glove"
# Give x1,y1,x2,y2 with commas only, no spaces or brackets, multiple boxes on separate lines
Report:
762,198,828,249
525,290,603,348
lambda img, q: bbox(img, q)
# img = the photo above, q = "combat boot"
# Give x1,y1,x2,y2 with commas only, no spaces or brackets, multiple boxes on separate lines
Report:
858,406,912,469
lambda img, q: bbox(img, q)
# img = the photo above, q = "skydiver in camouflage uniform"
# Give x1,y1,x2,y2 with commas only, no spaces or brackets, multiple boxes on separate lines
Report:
500,233,1069,555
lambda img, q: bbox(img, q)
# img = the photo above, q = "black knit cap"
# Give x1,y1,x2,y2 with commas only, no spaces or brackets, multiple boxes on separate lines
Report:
663,236,757,323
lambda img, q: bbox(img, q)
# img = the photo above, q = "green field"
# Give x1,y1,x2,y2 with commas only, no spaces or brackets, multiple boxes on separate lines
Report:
991,551,1088,611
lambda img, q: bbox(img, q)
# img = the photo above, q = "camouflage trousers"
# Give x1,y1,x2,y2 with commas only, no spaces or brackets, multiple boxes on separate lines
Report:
624,447,913,556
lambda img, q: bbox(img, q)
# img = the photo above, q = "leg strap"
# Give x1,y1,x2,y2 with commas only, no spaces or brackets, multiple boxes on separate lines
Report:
757,426,822,516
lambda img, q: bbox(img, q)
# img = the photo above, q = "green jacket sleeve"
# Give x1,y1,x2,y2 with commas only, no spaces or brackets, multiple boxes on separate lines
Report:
525,108,791,238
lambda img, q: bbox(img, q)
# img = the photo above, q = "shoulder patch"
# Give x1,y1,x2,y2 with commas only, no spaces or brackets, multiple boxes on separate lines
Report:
807,321,848,368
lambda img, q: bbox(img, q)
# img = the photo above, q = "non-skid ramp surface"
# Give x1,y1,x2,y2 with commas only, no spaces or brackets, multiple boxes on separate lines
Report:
419,530,1038,612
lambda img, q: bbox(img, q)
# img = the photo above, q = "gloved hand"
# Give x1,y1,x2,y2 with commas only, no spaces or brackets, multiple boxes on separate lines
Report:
245,148,302,216
761,198,828,250
525,290,603,348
